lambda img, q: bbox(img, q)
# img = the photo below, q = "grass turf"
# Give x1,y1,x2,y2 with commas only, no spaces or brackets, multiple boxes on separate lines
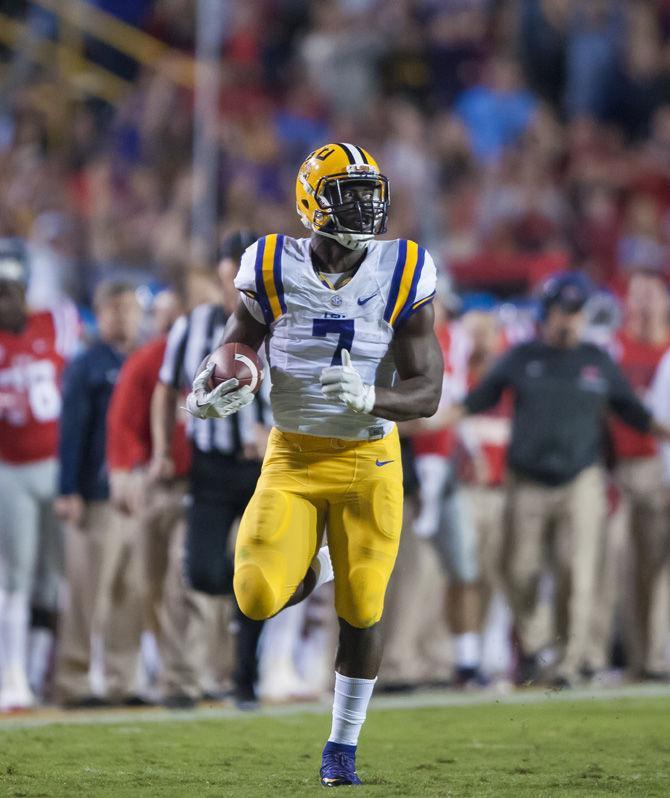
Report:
1,696,669,797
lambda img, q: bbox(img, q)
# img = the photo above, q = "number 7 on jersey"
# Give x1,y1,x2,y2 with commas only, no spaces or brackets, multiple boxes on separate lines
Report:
312,319,355,366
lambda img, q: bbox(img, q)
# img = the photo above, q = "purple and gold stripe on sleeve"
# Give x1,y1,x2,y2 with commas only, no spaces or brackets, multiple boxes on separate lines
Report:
383,240,427,327
254,234,286,324
409,291,436,313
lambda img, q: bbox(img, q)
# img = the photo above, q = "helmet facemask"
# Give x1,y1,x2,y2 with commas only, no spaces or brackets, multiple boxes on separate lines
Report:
313,173,389,250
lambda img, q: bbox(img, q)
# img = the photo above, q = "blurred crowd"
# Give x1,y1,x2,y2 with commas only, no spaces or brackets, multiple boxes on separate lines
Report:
4,1,670,304
2,0,670,709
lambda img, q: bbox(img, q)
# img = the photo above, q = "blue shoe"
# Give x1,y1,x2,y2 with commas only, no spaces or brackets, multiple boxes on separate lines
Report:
320,741,362,787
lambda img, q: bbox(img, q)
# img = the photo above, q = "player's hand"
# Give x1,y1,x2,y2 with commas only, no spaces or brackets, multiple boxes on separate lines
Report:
320,349,375,414
54,494,85,528
185,362,254,419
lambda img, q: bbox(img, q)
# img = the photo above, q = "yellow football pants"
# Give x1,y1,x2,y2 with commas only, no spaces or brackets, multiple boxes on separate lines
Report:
234,427,404,628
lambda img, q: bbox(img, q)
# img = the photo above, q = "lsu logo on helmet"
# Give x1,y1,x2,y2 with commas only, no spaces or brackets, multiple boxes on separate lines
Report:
295,143,390,251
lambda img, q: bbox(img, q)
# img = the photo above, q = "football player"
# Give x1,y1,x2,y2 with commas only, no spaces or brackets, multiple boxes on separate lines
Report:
0,239,79,710
187,144,443,786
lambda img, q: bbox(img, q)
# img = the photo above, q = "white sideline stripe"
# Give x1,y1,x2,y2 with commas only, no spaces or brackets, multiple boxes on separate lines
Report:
1,683,669,732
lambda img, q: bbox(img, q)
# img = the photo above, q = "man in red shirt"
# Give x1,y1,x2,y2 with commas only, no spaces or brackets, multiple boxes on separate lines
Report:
0,239,79,710
592,270,670,678
458,310,513,679
409,304,486,685
106,288,207,707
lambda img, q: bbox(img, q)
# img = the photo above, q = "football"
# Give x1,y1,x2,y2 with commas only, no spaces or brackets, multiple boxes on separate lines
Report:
205,342,264,394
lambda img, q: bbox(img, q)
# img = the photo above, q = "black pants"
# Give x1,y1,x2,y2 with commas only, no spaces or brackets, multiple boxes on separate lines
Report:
186,448,263,692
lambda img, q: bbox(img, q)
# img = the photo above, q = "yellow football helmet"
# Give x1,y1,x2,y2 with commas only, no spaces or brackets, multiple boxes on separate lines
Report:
295,143,390,250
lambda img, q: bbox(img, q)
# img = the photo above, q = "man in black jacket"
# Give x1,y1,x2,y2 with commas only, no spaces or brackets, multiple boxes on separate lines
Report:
444,272,670,687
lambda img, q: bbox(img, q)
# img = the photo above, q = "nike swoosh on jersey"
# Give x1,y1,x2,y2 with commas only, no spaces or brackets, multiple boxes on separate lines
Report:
375,459,394,467
357,292,378,305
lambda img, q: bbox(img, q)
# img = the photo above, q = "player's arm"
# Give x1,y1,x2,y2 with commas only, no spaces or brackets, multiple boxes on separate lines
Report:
186,300,269,419
373,303,443,420
323,319,515,424
409,350,515,432
149,381,179,482
320,303,443,421
219,298,269,350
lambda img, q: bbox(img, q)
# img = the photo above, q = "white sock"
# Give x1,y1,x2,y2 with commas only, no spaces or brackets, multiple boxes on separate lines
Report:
328,672,377,747
313,546,334,591
0,589,6,669
0,592,30,687
140,631,162,687
481,591,513,676
258,605,306,699
454,632,481,669
28,628,53,697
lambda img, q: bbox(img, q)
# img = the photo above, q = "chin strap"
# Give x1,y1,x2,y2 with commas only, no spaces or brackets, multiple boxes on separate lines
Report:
314,229,372,251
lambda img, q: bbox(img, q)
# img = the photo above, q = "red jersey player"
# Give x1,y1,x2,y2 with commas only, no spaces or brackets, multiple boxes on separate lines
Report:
602,271,670,678
0,239,79,710
410,301,485,685
458,309,513,679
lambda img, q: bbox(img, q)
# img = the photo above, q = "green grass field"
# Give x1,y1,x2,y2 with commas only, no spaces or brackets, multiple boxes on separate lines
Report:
1,691,670,797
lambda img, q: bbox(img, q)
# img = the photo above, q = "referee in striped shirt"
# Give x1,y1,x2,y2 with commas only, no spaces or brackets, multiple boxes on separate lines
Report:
152,231,268,708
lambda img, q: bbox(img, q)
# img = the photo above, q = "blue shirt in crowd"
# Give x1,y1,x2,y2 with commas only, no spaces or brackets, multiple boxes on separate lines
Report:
58,341,125,501
455,86,536,165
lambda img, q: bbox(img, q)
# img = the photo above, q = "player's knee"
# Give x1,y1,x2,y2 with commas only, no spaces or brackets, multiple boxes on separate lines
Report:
336,566,386,629
339,600,382,629
234,563,279,621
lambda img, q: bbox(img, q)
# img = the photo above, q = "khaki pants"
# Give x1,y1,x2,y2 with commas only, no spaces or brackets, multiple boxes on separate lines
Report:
612,457,670,675
140,479,215,699
503,466,606,679
55,501,144,701
587,485,627,672
379,499,451,685
465,485,506,607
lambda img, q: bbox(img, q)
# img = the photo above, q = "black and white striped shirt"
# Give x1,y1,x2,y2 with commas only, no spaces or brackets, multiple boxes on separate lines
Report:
159,303,270,455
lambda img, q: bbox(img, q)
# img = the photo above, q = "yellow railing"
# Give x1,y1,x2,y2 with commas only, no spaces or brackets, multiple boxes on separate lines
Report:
32,0,194,89
0,12,131,104
0,0,195,105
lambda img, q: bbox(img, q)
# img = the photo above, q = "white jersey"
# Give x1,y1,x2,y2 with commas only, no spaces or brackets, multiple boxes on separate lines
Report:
235,234,437,440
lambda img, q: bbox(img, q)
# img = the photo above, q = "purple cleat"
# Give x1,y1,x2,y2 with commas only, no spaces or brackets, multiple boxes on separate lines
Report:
320,741,362,787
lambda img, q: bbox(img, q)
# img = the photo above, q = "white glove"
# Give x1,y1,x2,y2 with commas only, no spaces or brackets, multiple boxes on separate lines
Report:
186,363,254,419
320,349,375,414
